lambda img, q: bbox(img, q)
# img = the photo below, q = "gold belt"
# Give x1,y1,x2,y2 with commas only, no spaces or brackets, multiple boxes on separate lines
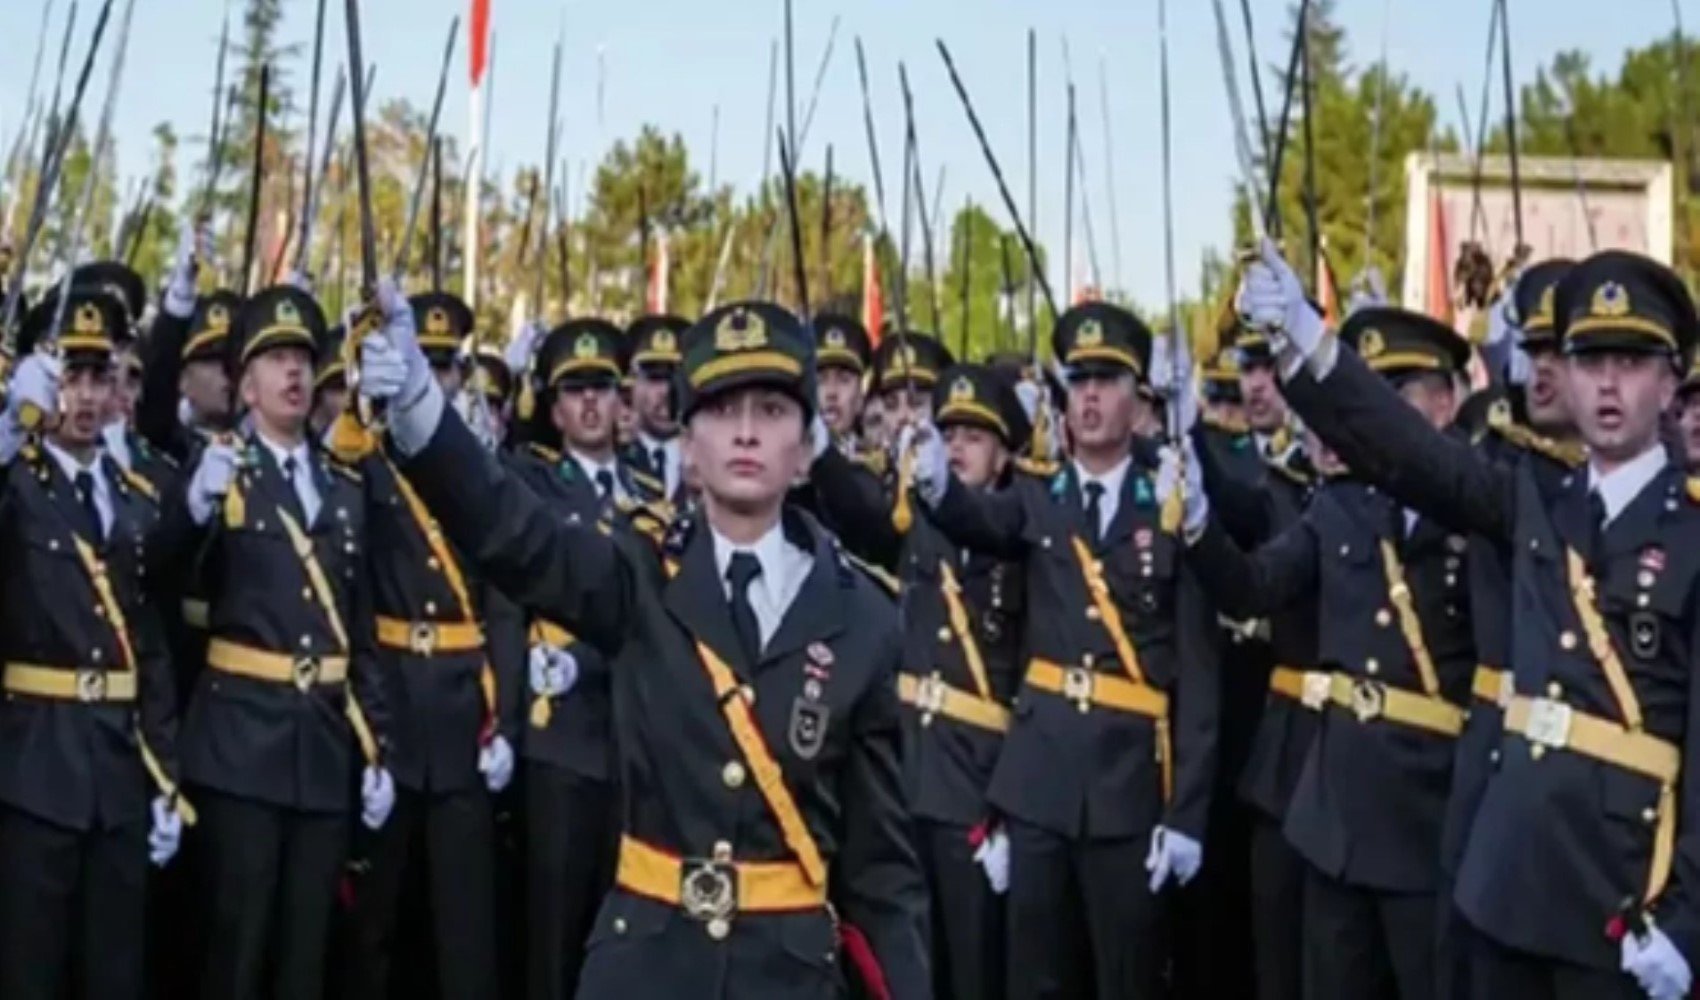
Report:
614,835,827,940
207,638,349,690
1024,658,1169,718
374,616,484,656
3,663,137,703
897,672,1010,733
1268,666,1332,711
1472,665,1512,708
1326,672,1464,737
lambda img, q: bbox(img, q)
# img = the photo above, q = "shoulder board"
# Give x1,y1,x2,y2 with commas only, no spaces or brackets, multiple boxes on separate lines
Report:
1014,455,1061,480
527,442,562,464
630,468,665,494
117,465,159,502
838,548,900,597
1202,412,1250,437
326,460,363,483
1262,454,1311,487
851,448,889,476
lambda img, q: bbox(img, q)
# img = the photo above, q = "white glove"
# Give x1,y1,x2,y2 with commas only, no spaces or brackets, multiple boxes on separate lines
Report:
1148,335,1174,396
505,320,546,374
1145,825,1203,892
360,766,396,830
1238,238,1326,359
361,279,445,457
1506,345,1533,388
897,422,949,508
163,222,208,319
1623,926,1693,1000
186,440,239,526
1170,330,1199,438
972,826,1010,895
809,413,831,462
0,353,61,462
1485,289,1518,348
1014,380,1042,423
478,734,514,793
1158,442,1208,540
147,795,183,867
528,644,580,698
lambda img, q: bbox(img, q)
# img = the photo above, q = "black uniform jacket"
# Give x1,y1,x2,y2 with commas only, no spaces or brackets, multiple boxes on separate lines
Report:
925,451,1222,842
1189,466,1476,893
155,434,390,814
812,445,1023,828
399,413,931,1000
0,447,180,831
1284,346,1700,970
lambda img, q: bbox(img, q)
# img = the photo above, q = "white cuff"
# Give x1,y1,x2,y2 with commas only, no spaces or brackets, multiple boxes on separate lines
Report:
1304,336,1341,381
187,491,216,526
388,378,446,458
163,285,196,320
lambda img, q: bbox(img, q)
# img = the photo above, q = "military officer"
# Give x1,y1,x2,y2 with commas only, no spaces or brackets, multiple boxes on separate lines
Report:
358,294,931,998
340,289,521,1000
0,289,188,999
620,313,691,503
1242,242,1700,999
873,331,954,431
138,231,234,462
503,317,643,999
153,283,395,1000
814,362,1029,998
901,301,1222,1000
1182,305,1480,1000
814,311,874,447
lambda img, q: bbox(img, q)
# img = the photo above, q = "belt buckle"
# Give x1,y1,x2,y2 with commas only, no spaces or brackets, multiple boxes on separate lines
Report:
409,622,438,656
1300,672,1330,711
916,673,947,720
679,850,738,938
293,656,320,692
1497,672,1515,710
1063,667,1095,711
1351,679,1386,723
1524,697,1573,751
75,669,105,703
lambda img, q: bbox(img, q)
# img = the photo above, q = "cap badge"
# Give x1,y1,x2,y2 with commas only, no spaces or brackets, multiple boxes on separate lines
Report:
1537,284,1556,321
275,298,302,327
1077,318,1105,348
824,327,846,348
425,306,452,335
949,375,975,403
1359,328,1386,359
1592,281,1631,319
72,302,104,336
207,303,230,333
715,309,767,351
574,332,600,359
652,328,677,354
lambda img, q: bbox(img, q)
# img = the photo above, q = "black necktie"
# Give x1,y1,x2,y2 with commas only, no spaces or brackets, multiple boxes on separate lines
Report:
726,552,764,667
595,469,615,500
652,447,668,486
1083,482,1105,547
73,470,102,541
281,456,307,522
1588,489,1608,564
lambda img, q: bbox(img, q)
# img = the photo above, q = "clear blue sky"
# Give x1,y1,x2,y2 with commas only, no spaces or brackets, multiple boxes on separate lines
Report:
0,0,1681,308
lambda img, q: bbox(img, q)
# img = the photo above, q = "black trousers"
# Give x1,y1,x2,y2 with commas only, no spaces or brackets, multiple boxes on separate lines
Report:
343,785,499,999
524,762,617,1000
916,819,1005,1000
1301,864,1434,1000
0,806,147,1000
1006,819,1164,1000
1464,921,1640,999
1171,798,1255,999
1248,816,1304,1000
197,790,349,1000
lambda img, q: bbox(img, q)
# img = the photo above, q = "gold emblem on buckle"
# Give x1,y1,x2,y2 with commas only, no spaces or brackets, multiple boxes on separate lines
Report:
1523,697,1573,751
1300,672,1330,711
1064,667,1095,713
1351,679,1386,723
680,851,738,939
916,673,947,725
293,656,320,692
409,622,438,656
75,669,106,703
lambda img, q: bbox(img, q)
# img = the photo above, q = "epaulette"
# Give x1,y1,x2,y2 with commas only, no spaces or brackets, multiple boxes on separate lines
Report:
1202,412,1250,437
1014,455,1061,480
117,465,159,502
325,459,363,483
1486,399,1585,469
851,448,889,477
630,468,666,496
526,442,561,465
135,437,179,469
626,500,674,546
837,547,901,598
1262,454,1312,487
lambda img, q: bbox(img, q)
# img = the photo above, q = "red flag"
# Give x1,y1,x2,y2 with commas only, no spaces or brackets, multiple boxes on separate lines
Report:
1315,250,1339,326
861,233,885,346
646,230,670,314
469,0,492,86
1425,187,1452,326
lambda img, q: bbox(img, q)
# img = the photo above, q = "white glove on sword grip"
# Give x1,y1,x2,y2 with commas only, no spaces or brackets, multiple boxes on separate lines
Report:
186,441,239,526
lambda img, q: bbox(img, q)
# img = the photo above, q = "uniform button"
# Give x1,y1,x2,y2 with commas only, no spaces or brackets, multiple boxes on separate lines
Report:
300,635,313,649
94,605,106,618
1040,537,1052,549
1559,631,1577,651
1530,744,1546,761
91,647,103,662
1082,653,1095,668
427,557,441,571
937,627,952,643
425,601,438,616
1085,606,1101,621
712,840,733,862
1489,749,1500,765
1338,544,1350,557
707,917,731,940
1643,806,1659,824
1374,609,1391,627
722,761,747,788
1546,681,1563,699
1365,658,1379,675
613,918,628,935
302,588,313,600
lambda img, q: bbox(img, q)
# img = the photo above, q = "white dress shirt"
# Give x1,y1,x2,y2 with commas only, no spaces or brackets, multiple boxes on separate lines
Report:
1588,444,1667,526
256,432,322,525
101,420,133,472
1074,455,1133,538
44,439,114,536
638,432,682,497
570,449,630,504
712,522,812,649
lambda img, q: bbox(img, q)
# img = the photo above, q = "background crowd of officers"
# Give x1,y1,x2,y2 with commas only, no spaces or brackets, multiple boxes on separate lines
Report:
2,217,1700,1000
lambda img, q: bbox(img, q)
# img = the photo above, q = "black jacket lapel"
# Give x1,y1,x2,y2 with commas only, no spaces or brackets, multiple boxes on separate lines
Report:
663,526,755,679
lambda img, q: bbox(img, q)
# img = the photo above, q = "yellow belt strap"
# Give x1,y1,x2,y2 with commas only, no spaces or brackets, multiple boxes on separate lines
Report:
276,509,378,765
1068,536,1172,801
1025,658,1172,799
614,834,827,911
937,561,993,700
1377,540,1443,698
382,458,499,735
1471,665,1510,707
897,672,1011,733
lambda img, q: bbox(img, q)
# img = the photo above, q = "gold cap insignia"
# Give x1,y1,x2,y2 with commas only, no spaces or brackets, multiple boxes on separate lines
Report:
824,327,846,348
715,309,767,352
426,306,452,335
72,302,104,336
1077,318,1105,348
208,303,230,333
949,375,975,403
1592,281,1631,318
652,329,677,354
1359,328,1386,359
574,332,600,359
1536,284,1556,321
276,299,302,327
